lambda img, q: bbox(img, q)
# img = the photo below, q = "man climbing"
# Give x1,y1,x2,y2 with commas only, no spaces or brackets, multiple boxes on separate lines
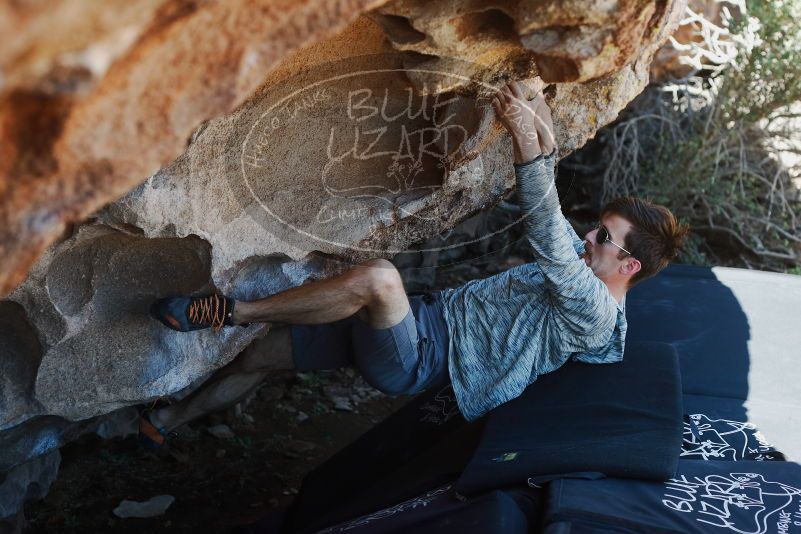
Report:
142,78,688,447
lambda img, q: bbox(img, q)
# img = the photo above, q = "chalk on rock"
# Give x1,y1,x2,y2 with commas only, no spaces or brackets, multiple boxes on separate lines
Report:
113,495,175,518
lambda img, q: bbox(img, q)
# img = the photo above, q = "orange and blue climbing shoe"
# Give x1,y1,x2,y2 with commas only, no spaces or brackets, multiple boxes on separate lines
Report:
138,405,178,450
151,294,236,332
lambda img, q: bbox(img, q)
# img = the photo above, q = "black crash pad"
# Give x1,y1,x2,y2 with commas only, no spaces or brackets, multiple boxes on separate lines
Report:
454,340,683,495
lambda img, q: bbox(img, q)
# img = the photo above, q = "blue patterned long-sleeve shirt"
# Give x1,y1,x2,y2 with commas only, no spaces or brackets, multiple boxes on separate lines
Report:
440,151,626,421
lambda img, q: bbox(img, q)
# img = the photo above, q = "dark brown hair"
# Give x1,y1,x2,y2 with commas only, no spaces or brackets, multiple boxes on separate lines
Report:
601,197,689,287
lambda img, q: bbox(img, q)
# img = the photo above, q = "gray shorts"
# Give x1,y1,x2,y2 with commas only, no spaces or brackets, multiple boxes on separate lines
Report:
290,292,450,395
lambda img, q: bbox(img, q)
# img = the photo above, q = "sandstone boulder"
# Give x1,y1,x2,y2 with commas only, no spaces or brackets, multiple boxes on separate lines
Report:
0,0,686,523
0,0,391,297
3,0,684,432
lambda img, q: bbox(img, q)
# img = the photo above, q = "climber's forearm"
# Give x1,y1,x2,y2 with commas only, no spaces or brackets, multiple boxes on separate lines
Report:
493,80,556,165
511,131,543,165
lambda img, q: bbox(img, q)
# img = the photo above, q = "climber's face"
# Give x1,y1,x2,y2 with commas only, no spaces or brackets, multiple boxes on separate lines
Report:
582,214,639,283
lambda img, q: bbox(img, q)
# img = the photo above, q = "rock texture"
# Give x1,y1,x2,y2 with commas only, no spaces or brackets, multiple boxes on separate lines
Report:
0,302,43,432
0,0,686,523
0,0,389,297
372,0,677,84
0,451,60,526
0,408,137,528
1,0,687,298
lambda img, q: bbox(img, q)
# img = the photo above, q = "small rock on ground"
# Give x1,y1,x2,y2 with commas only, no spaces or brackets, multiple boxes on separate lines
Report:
330,396,354,411
113,495,175,518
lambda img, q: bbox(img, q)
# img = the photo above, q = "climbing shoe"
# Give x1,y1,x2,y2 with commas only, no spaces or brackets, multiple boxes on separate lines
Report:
151,294,237,332
137,401,178,450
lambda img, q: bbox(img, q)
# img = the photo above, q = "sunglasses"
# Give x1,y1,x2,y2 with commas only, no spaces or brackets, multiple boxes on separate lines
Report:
595,223,633,257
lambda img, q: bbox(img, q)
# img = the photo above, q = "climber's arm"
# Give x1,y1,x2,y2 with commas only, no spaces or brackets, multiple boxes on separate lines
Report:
491,79,555,165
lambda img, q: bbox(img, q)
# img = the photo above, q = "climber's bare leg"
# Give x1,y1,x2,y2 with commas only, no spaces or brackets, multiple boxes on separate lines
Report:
232,258,410,329
149,326,293,432
150,259,410,432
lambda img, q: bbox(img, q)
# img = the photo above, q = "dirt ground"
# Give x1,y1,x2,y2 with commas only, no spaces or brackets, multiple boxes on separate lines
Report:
24,369,409,533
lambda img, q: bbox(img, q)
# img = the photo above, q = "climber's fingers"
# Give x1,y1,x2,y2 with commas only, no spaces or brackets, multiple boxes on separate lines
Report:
492,92,514,117
529,76,546,96
500,83,516,103
508,80,524,100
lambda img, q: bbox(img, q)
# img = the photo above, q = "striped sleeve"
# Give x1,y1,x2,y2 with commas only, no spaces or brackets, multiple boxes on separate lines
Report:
562,214,587,257
513,152,616,351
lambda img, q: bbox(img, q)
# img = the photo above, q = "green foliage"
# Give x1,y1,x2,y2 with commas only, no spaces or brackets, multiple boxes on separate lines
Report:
602,0,801,272
720,0,801,123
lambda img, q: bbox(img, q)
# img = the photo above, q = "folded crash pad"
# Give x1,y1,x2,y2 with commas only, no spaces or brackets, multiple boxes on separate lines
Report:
681,394,785,462
455,340,683,495
544,459,801,533
309,484,541,534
